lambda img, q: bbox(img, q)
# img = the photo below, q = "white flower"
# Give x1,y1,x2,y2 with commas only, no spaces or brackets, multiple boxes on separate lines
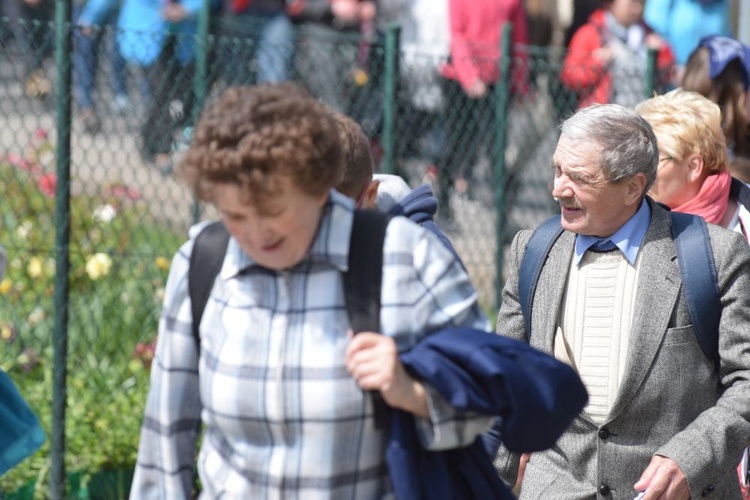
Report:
16,221,33,240
27,257,43,278
85,253,113,280
93,204,117,223
27,307,46,326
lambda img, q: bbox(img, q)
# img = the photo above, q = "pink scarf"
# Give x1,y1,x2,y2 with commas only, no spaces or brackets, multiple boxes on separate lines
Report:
672,170,731,225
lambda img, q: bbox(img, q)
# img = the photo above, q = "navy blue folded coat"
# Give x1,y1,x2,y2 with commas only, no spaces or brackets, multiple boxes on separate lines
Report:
0,370,46,477
387,327,588,500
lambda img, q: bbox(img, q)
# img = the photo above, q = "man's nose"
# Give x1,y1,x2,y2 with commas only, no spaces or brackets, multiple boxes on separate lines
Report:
552,175,571,199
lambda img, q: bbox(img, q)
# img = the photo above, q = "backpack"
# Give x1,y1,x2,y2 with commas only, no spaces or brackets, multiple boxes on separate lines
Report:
188,210,391,427
518,210,721,367
731,177,750,213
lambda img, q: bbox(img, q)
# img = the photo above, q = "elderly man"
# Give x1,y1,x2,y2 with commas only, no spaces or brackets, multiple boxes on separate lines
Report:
493,103,750,499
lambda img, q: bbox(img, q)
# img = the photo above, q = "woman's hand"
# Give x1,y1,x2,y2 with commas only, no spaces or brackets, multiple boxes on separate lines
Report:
345,332,429,418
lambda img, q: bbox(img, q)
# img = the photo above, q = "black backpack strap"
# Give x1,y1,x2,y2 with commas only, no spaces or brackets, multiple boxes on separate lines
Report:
344,209,390,429
730,177,750,212
670,211,721,366
517,212,721,366
189,221,230,349
344,210,389,333
518,215,564,341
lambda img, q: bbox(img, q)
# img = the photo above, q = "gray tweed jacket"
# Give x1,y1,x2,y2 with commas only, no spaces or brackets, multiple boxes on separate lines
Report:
494,199,750,500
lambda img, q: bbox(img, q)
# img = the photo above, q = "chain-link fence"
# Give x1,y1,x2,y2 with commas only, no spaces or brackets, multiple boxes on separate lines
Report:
0,8,661,498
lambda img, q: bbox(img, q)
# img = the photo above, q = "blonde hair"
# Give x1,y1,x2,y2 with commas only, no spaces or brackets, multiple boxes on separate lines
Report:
635,88,728,174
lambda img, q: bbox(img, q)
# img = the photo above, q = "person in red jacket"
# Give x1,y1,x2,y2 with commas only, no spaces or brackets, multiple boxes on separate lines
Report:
436,0,528,226
561,0,675,109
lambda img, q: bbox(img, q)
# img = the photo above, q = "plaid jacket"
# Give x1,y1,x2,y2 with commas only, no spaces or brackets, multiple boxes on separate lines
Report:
130,190,492,499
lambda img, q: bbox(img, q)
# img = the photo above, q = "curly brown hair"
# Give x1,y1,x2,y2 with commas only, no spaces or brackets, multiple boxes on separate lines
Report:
178,83,342,207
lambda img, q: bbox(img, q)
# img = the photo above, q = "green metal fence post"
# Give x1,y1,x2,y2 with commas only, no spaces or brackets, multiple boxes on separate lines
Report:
191,1,211,224
645,47,658,99
382,23,401,175
493,23,512,313
52,1,72,498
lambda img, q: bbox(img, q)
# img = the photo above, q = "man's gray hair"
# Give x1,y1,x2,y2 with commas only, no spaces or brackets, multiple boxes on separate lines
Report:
561,104,658,192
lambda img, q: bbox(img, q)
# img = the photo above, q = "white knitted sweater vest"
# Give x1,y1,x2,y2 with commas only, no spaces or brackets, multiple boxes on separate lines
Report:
554,249,643,423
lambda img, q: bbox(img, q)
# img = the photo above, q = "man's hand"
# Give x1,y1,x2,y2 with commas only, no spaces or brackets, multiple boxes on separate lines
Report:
593,45,614,67
162,3,189,23
77,23,93,37
24,0,42,6
331,0,361,22
645,33,666,51
634,455,690,500
512,453,531,495
466,79,487,99
359,1,376,23
345,332,429,418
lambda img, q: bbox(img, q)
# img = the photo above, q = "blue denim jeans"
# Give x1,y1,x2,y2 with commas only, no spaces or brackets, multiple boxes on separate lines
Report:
73,5,127,110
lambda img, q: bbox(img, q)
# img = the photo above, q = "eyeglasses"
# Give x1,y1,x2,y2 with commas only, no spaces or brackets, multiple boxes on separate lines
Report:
658,156,675,168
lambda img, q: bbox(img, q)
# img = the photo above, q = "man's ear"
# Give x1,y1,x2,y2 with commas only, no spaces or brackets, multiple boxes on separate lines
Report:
361,179,380,209
686,153,705,184
625,173,647,206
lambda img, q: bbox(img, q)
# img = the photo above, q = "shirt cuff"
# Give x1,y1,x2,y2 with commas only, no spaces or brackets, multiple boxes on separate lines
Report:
413,383,462,451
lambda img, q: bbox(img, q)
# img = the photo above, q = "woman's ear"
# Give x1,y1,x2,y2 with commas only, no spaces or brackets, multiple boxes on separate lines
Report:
686,153,705,183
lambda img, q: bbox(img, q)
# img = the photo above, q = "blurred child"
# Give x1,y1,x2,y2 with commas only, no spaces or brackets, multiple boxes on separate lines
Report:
331,111,462,258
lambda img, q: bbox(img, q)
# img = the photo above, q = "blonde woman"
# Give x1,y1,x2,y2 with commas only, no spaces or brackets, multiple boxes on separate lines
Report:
636,88,750,243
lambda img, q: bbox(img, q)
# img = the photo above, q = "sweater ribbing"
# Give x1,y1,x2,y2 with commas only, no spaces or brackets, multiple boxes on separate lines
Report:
555,249,642,423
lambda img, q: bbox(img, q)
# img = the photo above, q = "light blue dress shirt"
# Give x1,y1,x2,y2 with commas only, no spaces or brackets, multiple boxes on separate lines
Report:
574,198,651,266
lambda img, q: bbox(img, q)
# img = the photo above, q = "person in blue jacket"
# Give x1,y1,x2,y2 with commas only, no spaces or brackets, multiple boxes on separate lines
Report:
117,0,206,173
644,0,729,67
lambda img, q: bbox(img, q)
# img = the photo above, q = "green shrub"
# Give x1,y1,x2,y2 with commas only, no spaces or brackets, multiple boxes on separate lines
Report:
0,131,184,496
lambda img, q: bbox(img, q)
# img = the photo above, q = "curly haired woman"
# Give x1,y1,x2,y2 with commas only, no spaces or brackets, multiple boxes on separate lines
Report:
128,83,495,498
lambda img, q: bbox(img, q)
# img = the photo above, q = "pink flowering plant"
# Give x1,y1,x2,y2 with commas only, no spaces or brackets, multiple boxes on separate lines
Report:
0,130,184,495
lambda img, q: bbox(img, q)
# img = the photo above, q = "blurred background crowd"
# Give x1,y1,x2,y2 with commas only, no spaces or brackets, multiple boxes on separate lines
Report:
1,0,749,306
2,4,750,494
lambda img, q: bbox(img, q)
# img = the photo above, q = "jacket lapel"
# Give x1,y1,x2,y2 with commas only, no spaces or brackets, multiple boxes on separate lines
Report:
607,202,681,420
532,231,575,353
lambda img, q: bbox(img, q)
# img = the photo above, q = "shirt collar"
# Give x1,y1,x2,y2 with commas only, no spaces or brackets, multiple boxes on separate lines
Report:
574,198,651,266
220,190,355,279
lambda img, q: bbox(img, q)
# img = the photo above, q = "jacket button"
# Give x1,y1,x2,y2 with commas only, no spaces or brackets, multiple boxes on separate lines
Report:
598,483,611,496
598,428,610,440
701,484,715,497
